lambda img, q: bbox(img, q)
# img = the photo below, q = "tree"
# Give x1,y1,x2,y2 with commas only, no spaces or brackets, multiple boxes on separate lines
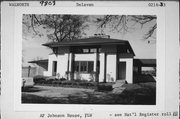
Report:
23,14,88,42
95,15,157,40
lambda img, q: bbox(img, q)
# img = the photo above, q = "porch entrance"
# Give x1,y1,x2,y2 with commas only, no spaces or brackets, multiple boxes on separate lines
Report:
118,62,126,80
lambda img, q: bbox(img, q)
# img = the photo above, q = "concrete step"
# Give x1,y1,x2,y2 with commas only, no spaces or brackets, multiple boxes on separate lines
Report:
112,80,125,88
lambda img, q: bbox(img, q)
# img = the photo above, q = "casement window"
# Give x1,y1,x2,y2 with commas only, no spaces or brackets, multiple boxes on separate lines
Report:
82,49,89,53
90,48,97,53
74,61,94,73
72,47,101,53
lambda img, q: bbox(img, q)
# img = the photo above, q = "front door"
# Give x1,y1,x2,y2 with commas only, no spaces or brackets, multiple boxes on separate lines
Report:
118,62,126,80
52,61,57,76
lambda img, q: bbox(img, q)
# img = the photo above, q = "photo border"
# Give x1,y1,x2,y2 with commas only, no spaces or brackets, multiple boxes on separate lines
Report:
13,4,166,112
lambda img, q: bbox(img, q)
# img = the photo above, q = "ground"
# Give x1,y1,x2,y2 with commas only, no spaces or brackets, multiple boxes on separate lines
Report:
22,82,156,104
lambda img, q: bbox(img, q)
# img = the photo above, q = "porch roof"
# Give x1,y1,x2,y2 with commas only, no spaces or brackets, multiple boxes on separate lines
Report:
43,37,128,47
28,59,48,64
133,59,156,67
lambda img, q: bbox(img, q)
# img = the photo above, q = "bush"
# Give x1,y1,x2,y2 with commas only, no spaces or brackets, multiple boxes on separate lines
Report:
33,75,46,84
97,83,113,91
44,79,55,84
59,78,66,81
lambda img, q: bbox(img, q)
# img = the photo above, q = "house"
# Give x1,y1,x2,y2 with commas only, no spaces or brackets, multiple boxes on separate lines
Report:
42,35,136,83
28,59,48,76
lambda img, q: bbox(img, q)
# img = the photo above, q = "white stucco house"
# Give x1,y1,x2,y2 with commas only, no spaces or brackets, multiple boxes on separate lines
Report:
42,36,137,83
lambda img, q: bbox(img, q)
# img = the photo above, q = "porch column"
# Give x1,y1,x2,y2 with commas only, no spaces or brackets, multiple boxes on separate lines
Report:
70,53,74,80
116,53,119,80
95,51,99,82
103,53,107,83
67,53,70,80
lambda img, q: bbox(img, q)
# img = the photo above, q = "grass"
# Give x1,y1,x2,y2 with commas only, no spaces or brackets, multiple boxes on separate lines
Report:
22,82,156,105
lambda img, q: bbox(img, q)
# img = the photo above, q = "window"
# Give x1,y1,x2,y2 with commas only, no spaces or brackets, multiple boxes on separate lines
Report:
72,47,101,53
90,48,97,53
83,49,89,53
74,61,94,73
74,61,79,72
88,61,94,73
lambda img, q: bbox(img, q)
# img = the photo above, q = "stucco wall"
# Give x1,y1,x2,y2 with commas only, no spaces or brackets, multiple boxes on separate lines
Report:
57,54,68,78
99,53,105,82
44,54,58,76
120,58,133,83
44,45,133,83
106,54,117,82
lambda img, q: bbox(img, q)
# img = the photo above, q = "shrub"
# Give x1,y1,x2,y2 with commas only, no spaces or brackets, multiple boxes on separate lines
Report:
33,75,46,84
44,79,55,84
59,78,66,81
97,83,113,91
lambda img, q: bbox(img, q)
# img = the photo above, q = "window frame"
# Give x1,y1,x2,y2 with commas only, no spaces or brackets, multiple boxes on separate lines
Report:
74,61,94,73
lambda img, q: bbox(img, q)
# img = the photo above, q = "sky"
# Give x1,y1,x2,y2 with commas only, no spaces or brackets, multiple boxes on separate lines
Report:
22,15,156,67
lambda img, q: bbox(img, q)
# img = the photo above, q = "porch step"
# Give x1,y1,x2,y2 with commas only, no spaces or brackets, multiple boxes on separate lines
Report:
112,80,126,88
112,80,126,94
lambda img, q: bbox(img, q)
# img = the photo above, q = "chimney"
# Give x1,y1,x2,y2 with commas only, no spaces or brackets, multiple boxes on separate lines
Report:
93,34,110,39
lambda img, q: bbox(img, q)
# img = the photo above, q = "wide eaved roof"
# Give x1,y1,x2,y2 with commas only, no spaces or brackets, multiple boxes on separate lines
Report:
43,37,135,55
43,37,129,47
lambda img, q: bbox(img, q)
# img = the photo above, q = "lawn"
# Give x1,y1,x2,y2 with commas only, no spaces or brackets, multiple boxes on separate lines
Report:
22,82,156,105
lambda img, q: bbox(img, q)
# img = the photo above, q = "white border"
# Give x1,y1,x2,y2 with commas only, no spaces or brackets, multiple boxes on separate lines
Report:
14,6,165,111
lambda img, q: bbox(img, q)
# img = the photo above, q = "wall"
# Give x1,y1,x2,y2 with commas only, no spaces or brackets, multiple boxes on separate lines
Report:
120,58,133,83
99,45,117,82
44,54,58,76
57,53,68,78
106,54,117,82
22,67,37,77
99,53,105,82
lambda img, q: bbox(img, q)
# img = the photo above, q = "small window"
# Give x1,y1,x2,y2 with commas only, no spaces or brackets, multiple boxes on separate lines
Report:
90,48,97,53
83,49,89,53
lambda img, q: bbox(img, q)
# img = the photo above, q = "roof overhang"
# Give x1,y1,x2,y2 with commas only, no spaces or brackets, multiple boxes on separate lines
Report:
133,59,156,67
42,37,135,56
28,59,48,64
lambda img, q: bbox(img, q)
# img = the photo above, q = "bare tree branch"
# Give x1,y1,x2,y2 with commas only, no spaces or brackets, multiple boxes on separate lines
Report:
95,15,157,40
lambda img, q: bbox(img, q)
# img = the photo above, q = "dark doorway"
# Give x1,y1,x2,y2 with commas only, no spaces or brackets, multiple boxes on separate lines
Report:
52,61,57,76
118,62,126,80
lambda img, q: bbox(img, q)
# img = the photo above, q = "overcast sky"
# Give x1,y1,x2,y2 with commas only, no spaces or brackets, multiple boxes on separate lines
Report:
22,15,156,67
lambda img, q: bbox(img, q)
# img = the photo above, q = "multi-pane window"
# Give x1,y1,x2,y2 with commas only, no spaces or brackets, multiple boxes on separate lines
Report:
80,61,87,72
74,61,94,73
83,49,89,53
90,48,97,53
72,47,101,53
